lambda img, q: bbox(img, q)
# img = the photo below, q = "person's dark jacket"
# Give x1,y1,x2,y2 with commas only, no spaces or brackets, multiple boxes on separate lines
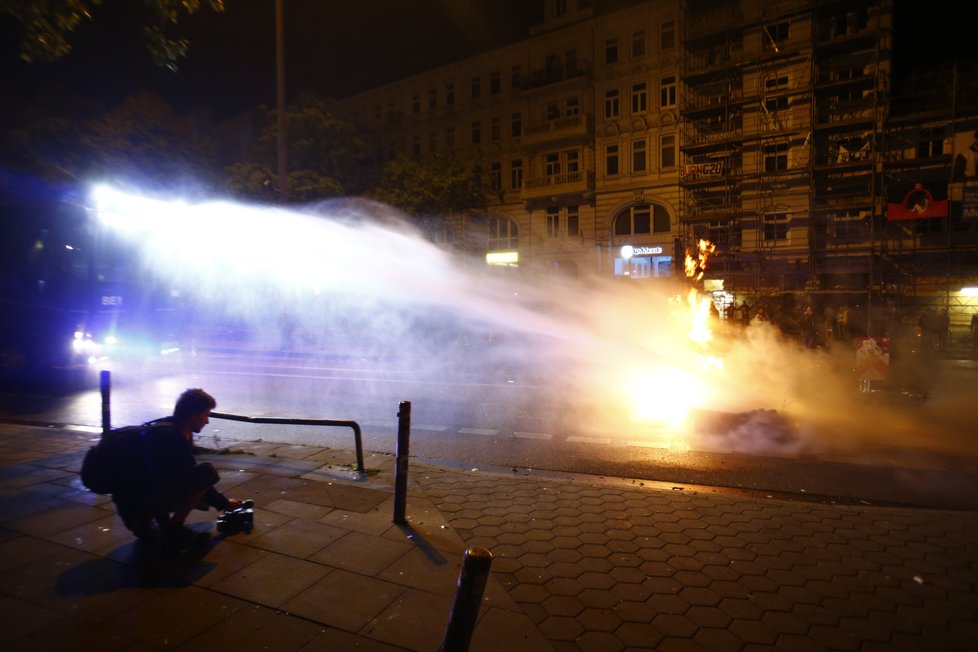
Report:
112,418,229,530
140,417,230,511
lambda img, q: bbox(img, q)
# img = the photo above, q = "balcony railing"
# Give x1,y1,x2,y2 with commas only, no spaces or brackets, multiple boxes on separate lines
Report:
523,60,593,91
683,91,744,112
520,170,595,201
522,113,593,146
684,48,745,75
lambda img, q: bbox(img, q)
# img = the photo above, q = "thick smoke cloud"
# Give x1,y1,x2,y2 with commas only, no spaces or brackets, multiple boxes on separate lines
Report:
95,187,976,466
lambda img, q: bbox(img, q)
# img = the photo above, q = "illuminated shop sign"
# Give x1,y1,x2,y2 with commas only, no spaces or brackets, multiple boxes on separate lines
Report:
486,251,519,265
620,245,663,258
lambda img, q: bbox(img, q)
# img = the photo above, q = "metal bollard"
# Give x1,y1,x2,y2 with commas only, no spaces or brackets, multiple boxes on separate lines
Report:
100,370,111,436
393,400,411,525
440,547,494,652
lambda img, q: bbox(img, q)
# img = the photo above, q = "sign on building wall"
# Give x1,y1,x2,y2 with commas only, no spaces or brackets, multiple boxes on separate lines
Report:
963,184,978,219
952,129,978,182
680,161,726,179
886,171,948,221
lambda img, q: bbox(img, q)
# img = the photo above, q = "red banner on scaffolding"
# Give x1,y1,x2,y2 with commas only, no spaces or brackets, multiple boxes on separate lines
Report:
886,181,948,221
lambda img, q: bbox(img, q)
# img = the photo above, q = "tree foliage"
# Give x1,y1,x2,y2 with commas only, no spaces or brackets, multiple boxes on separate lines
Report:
225,94,367,203
5,90,217,189
0,0,225,70
370,155,486,218
80,91,217,187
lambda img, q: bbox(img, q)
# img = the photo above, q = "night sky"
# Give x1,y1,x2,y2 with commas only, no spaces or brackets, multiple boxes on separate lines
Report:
1,1,543,119
0,1,972,121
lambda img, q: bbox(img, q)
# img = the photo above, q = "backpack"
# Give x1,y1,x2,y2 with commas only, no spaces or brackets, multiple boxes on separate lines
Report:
80,419,169,495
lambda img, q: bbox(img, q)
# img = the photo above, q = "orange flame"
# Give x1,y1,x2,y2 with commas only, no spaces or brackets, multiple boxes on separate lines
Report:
684,239,716,283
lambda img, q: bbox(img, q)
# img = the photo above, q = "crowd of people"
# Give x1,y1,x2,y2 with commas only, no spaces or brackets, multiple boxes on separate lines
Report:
711,298,976,357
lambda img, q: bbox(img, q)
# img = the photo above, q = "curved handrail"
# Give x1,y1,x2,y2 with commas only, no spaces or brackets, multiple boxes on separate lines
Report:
210,411,364,474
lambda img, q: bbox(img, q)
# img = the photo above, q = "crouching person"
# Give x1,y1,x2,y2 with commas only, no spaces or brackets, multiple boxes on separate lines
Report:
114,388,243,552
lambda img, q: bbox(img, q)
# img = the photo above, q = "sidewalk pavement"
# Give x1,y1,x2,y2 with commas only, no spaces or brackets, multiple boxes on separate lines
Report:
0,422,976,651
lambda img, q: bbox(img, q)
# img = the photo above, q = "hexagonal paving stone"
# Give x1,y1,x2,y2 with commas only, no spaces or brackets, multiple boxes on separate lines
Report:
615,621,663,648
542,594,585,617
578,607,622,632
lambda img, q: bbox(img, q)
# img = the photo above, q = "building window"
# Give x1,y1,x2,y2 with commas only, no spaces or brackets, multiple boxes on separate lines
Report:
545,153,561,178
411,94,420,114
764,143,789,171
659,75,676,109
764,212,789,241
614,203,670,236
491,116,501,141
446,83,455,105
490,162,501,191
565,49,578,74
764,21,790,52
764,96,788,113
605,89,620,118
660,134,676,168
511,65,522,89
412,135,421,158
471,76,481,99
488,216,519,251
446,126,455,148
510,159,523,190
605,37,618,64
511,112,522,138
606,144,619,176
701,221,741,250
917,128,944,158
471,121,481,145
632,139,647,173
632,30,646,57
615,205,648,235
566,150,579,174
765,75,789,91
546,102,560,120
554,0,566,18
565,97,580,116
830,209,867,240
429,131,437,153
490,71,501,94
567,206,579,236
428,89,437,110
661,20,675,50
547,206,560,238
631,82,647,113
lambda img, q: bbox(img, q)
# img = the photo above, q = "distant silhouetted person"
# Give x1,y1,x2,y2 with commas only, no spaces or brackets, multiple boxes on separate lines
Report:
801,306,817,348
752,306,769,325
936,309,950,352
836,305,850,342
740,301,751,327
971,312,978,356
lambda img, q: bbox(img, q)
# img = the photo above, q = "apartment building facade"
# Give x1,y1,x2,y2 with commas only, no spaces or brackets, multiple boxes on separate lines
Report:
343,0,978,332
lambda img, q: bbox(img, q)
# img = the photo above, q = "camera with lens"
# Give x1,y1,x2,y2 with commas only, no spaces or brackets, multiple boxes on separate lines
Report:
217,500,255,534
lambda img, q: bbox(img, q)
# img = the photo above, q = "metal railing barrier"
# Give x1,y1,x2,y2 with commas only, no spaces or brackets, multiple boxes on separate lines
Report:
97,371,365,473
209,412,365,474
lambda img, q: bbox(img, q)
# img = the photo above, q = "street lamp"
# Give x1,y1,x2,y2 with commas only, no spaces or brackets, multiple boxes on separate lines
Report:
276,0,287,203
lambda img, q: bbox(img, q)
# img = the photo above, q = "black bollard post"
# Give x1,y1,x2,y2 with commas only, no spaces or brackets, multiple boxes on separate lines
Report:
393,400,411,525
100,370,111,436
440,547,494,652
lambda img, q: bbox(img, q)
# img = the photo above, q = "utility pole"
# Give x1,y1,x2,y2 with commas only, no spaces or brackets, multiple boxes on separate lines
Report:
276,0,288,203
